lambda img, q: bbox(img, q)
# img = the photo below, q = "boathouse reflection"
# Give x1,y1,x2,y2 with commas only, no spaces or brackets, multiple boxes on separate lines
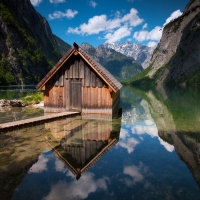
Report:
44,116,121,179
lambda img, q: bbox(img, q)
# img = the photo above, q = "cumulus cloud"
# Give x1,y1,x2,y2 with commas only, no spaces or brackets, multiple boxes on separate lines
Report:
133,26,162,42
30,0,42,6
131,120,158,138
89,0,97,8
121,8,143,26
29,154,48,173
158,138,174,152
49,9,78,20
130,120,174,153
43,172,109,200
120,128,129,140
123,162,148,185
105,25,132,43
50,0,65,3
142,23,148,29
118,137,140,154
67,8,143,42
55,159,68,173
133,9,182,45
147,41,157,47
163,9,182,27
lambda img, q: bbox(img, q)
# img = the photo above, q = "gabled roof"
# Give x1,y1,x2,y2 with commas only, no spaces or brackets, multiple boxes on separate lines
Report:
36,42,122,93
52,138,118,180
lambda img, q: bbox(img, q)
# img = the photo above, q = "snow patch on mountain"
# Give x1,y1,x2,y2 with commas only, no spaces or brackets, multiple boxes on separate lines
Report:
103,42,155,69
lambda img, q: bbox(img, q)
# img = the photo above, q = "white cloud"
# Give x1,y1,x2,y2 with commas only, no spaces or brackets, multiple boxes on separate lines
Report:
55,159,68,173
29,154,48,173
121,8,143,27
132,120,158,138
130,120,174,153
147,41,157,47
142,23,148,29
67,8,143,37
123,162,148,185
133,9,182,45
133,26,162,42
49,9,78,20
158,138,174,152
120,128,129,140
163,9,182,27
89,0,97,8
50,0,65,3
104,25,132,43
118,137,140,154
30,0,42,6
43,172,109,200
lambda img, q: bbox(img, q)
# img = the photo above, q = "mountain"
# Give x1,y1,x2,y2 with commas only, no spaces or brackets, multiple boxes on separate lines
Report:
80,43,143,81
0,0,70,85
130,0,200,86
54,34,71,56
103,42,155,69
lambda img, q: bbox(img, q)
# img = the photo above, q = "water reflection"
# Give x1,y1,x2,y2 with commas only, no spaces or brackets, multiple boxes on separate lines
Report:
0,85,36,100
120,87,174,154
132,85,200,189
1,85,200,199
0,115,121,200
44,116,120,180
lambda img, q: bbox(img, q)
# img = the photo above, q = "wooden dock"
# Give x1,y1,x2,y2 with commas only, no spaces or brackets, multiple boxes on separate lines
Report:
0,111,80,132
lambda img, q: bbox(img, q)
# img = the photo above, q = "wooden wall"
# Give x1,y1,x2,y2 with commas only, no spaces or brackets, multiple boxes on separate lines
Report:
43,55,120,116
82,86,112,115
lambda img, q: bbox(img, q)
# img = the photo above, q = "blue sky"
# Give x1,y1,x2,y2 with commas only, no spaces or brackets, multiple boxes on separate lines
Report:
30,0,189,47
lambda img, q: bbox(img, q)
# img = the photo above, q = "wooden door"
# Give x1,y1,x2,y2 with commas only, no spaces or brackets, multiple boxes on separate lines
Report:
70,78,82,111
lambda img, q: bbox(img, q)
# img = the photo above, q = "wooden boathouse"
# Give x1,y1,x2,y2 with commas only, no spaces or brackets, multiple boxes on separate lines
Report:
36,42,122,117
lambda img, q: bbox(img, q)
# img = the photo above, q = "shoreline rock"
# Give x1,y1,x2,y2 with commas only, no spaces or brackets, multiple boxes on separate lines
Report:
0,99,44,108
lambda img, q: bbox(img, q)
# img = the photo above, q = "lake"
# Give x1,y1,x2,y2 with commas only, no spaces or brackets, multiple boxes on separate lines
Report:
0,85,36,100
1,85,200,200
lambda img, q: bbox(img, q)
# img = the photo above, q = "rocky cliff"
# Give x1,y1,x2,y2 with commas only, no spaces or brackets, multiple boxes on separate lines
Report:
81,42,143,81
0,0,70,85
131,0,200,86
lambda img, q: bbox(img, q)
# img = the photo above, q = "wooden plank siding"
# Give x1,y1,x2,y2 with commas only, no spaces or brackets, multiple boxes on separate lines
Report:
81,86,113,115
43,54,120,117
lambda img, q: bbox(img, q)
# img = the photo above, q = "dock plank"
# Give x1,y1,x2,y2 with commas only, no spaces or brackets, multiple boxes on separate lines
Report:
0,111,80,132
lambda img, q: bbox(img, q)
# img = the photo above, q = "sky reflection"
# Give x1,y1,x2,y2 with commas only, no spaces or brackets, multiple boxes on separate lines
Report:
121,98,174,153
43,171,109,200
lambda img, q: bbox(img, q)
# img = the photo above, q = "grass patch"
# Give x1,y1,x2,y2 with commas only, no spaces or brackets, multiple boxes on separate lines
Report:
128,63,154,84
21,91,43,105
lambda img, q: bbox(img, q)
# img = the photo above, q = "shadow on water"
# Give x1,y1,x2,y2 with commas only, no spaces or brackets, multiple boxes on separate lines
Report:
130,84,200,189
0,115,121,200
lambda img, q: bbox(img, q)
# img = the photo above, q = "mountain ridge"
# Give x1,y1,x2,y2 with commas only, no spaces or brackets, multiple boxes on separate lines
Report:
130,0,200,86
0,0,70,85
80,42,143,81
103,42,155,69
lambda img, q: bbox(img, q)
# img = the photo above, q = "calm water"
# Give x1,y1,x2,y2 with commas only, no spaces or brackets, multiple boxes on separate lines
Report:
0,85,36,99
1,85,200,199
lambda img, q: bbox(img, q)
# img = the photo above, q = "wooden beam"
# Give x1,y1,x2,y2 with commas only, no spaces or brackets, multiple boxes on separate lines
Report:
37,49,75,89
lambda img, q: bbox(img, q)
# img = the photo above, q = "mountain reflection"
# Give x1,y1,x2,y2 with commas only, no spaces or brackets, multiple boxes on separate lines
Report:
2,85,200,199
130,85,200,188
120,86,174,153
